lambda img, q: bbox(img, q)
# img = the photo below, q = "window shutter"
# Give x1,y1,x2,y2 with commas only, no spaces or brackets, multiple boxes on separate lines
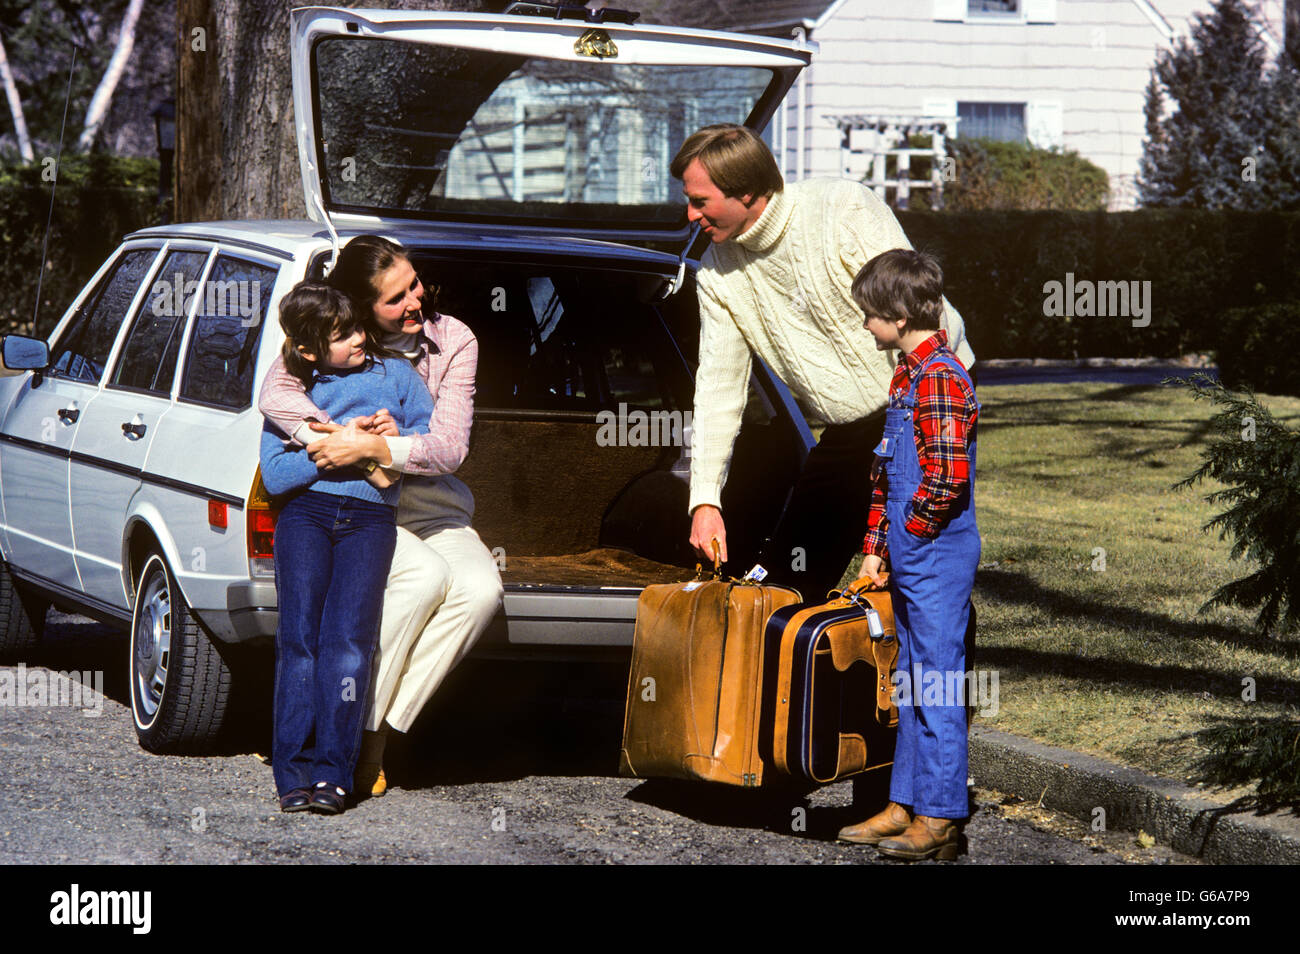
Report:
1024,0,1057,23
933,0,966,22
1026,101,1063,149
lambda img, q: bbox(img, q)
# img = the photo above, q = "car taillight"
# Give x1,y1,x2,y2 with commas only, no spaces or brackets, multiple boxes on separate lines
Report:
247,468,279,579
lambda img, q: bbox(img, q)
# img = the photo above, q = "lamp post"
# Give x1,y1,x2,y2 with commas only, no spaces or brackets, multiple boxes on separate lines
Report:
151,98,175,222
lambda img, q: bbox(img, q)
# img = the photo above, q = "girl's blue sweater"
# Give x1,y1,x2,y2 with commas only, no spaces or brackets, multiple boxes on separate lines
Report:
258,356,434,507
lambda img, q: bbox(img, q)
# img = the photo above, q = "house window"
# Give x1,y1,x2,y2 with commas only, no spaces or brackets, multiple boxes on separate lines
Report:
968,0,1019,13
958,102,1026,141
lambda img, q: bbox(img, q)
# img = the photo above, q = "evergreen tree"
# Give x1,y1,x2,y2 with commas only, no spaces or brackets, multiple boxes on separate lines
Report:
1174,374,1300,635
1137,0,1284,208
1259,57,1300,208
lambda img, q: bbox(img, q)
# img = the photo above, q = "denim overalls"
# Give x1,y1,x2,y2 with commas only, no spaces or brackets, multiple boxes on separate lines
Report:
875,349,980,819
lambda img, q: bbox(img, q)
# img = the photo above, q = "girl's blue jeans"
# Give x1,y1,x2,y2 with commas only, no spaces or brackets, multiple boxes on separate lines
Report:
272,490,396,796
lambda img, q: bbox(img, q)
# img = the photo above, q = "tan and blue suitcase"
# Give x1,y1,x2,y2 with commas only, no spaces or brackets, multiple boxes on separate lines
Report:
759,579,899,785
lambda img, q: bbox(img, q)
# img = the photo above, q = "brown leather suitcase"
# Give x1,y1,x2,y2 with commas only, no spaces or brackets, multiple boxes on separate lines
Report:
618,564,801,787
759,578,899,785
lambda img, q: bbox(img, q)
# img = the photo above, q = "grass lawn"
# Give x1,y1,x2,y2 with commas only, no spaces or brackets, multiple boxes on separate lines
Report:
849,380,1300,797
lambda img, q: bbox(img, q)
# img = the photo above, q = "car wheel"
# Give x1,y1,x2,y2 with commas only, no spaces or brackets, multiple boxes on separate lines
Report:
129,553,232,753
0,562,45,662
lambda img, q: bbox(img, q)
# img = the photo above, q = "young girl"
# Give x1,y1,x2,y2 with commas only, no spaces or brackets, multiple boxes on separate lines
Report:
259,282,433,815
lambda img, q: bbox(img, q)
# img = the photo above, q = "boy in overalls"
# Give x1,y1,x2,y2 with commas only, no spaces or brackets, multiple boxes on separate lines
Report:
838,249,980,860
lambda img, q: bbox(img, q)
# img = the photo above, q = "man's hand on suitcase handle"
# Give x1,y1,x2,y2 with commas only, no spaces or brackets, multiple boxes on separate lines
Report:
690,504,729,565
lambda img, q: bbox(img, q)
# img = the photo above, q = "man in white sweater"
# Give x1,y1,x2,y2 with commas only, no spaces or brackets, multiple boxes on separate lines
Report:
671,124,976,594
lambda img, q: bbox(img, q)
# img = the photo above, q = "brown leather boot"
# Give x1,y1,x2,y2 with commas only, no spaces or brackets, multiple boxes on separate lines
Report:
837,801,913,845
876,815,966,861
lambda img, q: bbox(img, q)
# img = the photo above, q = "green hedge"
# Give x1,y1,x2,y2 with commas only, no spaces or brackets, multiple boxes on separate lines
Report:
897,137,1110,212
1217,303,1300,396
4,160,1300,376
0,155,164,340
898,209,1300,361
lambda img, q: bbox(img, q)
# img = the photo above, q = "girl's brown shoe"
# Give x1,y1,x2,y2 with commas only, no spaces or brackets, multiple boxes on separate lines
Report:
876,815,966,861
836,801,913,845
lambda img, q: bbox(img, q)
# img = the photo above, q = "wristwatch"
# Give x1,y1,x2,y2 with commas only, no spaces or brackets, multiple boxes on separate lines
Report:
361,459,378,475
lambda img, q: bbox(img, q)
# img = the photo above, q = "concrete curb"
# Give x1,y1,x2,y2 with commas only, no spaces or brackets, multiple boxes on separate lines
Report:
968,726,1300,865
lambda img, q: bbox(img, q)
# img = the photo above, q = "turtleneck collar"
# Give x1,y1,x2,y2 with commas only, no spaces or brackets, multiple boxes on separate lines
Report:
383,329,423,361
733,186,792,254
381,320,439,360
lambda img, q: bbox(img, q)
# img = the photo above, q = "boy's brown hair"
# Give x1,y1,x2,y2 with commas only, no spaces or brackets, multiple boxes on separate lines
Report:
670,123,784,199
851,249,945,332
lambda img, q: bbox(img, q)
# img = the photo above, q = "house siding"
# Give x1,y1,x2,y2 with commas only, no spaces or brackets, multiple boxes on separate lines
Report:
766,0,1267,209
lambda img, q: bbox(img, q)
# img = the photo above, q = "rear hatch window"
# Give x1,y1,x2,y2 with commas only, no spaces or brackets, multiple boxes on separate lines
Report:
315,39,775,231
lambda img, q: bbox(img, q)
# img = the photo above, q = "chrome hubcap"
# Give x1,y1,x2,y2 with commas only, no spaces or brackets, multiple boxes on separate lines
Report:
133,568,171,720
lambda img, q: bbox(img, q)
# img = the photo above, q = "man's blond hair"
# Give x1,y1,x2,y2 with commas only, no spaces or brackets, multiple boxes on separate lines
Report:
670,124,784,199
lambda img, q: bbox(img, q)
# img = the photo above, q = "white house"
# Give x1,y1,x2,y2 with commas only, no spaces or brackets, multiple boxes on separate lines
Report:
730,0,1287,209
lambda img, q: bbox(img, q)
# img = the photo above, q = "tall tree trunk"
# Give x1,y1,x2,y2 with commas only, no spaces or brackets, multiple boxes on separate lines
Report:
176,0,221,222
0,32,33,162
1287,0,1300,69
77,0,146,151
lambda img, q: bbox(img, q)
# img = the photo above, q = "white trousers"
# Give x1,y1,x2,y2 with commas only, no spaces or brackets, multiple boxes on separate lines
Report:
366,525,503,733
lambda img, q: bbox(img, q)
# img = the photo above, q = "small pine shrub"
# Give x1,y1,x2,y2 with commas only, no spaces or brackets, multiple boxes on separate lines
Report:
1173,373,1300,634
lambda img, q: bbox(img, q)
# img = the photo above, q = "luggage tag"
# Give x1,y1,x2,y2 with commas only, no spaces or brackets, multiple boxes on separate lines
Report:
864,606,885,640
742,564,768,583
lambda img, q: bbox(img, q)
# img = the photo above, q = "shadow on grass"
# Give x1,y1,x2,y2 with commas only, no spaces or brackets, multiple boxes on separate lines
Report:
1189,715,1300,817
975,568,1300,685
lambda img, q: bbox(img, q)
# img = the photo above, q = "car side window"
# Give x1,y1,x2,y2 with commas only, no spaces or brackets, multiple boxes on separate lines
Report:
49,248,159,384
111,249,211,394
177,254,277,410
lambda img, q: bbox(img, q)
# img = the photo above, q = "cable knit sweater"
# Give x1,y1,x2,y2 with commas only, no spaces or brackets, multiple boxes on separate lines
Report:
689,177,977,514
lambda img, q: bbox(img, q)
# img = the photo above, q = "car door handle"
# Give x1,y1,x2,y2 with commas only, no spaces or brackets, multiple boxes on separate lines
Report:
121,421,147,439
57,406,80,423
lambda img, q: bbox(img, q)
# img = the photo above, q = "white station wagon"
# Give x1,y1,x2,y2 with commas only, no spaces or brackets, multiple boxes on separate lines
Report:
0,3,815,752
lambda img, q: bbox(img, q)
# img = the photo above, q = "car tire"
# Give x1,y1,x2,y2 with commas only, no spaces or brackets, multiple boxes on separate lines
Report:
0,562,45,662
129,553,232,753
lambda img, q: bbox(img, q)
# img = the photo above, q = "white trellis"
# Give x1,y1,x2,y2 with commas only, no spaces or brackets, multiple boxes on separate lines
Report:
828,113,958,210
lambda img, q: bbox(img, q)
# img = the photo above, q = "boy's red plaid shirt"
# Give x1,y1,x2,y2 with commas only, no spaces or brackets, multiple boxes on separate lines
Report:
862,330,978,560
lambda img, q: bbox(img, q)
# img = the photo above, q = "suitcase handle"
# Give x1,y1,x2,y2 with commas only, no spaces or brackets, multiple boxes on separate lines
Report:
844,574,889,594
828,575,890,605
692,538,724,581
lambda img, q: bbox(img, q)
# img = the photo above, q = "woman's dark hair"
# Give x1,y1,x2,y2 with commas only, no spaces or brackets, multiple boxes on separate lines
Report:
851,249,946,332
328,235,438,348
278,281,369,386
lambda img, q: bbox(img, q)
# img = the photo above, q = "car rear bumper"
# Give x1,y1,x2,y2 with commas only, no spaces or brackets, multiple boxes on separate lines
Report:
221,581,640,651
225,580,279,643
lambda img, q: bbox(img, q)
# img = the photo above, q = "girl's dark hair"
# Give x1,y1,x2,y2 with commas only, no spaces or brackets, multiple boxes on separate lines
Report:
328,235,438,349
278,281,368,386
851,249,946,332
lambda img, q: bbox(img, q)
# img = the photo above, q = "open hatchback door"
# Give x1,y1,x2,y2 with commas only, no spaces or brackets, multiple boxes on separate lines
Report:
290,4,813,251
